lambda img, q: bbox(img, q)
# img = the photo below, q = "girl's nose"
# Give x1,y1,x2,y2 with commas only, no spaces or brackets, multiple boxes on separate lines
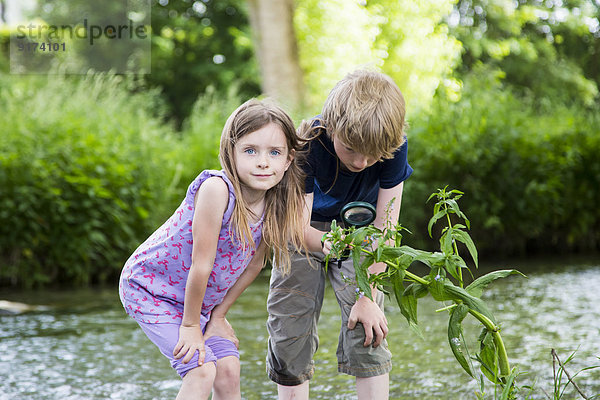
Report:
257,154,269,168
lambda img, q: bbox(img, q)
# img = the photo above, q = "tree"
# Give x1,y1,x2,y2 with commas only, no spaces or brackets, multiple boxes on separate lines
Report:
450,0,599,107
30,0,261,126
150,0,260,125
247,0,305,112
294,0,461,114
0,0,6,24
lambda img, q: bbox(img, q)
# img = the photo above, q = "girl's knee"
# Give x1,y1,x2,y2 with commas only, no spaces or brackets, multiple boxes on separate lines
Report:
213,356,241,397
183,363,217,386
215,356,240,382
178,363,217,399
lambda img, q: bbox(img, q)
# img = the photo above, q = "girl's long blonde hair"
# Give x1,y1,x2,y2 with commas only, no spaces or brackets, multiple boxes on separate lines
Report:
219,99,306,273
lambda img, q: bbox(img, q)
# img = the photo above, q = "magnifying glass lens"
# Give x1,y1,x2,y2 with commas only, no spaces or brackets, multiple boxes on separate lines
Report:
340,201,377,228
343,207,374,226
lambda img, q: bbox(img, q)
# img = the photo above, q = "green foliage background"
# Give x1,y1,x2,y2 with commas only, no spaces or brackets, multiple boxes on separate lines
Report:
404,66,600,255
0,73,176,286
1,0,599,287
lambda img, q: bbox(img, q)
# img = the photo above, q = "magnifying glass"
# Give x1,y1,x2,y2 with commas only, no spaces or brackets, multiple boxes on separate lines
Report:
326,201,376,269
340,201,376,228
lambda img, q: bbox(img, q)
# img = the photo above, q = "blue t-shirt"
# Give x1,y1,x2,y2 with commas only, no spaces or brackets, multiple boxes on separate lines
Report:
303,130,413,222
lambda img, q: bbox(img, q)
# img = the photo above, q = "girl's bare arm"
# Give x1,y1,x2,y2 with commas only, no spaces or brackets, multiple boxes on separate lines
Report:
205,240,267,346
173,177,229,365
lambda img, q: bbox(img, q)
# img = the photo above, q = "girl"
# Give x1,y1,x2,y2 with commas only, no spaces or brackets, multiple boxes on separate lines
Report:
119,99,306,400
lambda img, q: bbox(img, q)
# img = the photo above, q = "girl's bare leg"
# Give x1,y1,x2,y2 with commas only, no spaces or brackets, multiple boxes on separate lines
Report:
212,356,241,400
175,362,216,400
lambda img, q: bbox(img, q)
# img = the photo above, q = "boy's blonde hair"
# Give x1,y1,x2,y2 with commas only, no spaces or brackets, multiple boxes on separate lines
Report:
320,69,406,159
219,99,306,274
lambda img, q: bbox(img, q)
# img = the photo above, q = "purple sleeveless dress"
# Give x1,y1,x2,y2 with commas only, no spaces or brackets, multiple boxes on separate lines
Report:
119,170,263,327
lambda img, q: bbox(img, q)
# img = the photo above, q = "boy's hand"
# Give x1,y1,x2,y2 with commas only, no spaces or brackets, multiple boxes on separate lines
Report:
321,237,333,256
204,316,239,348
173,324,206,366
347,295,389,347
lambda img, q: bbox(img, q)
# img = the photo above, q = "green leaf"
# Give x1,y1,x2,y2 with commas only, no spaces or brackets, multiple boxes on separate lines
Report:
395,253,414,270
400,282,427,339
395,246,427,258
441,228,454,255
354,248,373,301
376,238,384,261
466,270,526,298
413,251,446,269
448,303,473,377
478,329,501,384
499,368,519,400
443,283,497,324
448,189,464,197
444,256,462,282
391,269,406,309
446,198,470,228
376,246,404,260
428,209,447,237
349,225,378,247
427,191,439,203
330,219,338,231
451,229,479,268
375,247,415,270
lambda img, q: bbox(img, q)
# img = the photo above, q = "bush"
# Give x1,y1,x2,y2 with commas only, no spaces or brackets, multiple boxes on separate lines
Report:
0,72,245,288
403,66,600,256
0,73,183,287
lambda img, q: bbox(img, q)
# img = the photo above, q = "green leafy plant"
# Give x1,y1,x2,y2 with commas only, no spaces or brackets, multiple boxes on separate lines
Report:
326,187,525,397
548,349,600,400
405,66,600,257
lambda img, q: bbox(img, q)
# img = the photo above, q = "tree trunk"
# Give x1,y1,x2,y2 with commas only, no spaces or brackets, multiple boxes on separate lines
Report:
247,0,305,111
0,0,6,23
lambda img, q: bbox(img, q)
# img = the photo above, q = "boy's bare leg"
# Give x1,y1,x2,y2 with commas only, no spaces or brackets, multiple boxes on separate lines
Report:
176,363,216,400
212,356,241,400
277,381,309,400
356,374,389,400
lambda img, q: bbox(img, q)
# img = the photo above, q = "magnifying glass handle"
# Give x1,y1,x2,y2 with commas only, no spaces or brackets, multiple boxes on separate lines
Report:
324,255,349,269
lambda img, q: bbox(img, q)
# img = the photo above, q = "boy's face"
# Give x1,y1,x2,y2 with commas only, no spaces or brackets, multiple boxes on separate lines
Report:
332,134,379,173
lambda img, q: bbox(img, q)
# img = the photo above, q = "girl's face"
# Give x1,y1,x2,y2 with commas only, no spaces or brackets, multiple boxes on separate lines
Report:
332,134,378,173
234,123,293,196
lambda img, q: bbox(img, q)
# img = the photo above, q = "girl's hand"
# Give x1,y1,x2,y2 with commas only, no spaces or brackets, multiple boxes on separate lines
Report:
204,316,239,349
173,324,206,366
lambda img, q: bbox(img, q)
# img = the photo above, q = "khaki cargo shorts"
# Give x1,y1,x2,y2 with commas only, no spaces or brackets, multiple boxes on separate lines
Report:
266,221,392,386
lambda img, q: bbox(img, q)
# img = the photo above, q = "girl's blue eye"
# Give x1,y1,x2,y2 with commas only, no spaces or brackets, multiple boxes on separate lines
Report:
244,148,256,154
270,150,281,156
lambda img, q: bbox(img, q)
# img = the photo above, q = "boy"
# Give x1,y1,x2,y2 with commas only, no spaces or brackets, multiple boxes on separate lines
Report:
266,69,413,399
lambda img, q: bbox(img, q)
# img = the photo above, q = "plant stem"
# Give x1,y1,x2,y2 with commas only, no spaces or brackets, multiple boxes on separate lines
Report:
445,210,464,287
551,349,591,399
436,303,458,313
404,269,430,286
468,309,511,377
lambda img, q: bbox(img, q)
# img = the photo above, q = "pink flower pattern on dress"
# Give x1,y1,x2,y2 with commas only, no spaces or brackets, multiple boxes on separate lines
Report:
119,170,263,325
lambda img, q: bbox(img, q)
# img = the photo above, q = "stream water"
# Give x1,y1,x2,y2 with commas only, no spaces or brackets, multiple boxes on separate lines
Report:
1,256,599,399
